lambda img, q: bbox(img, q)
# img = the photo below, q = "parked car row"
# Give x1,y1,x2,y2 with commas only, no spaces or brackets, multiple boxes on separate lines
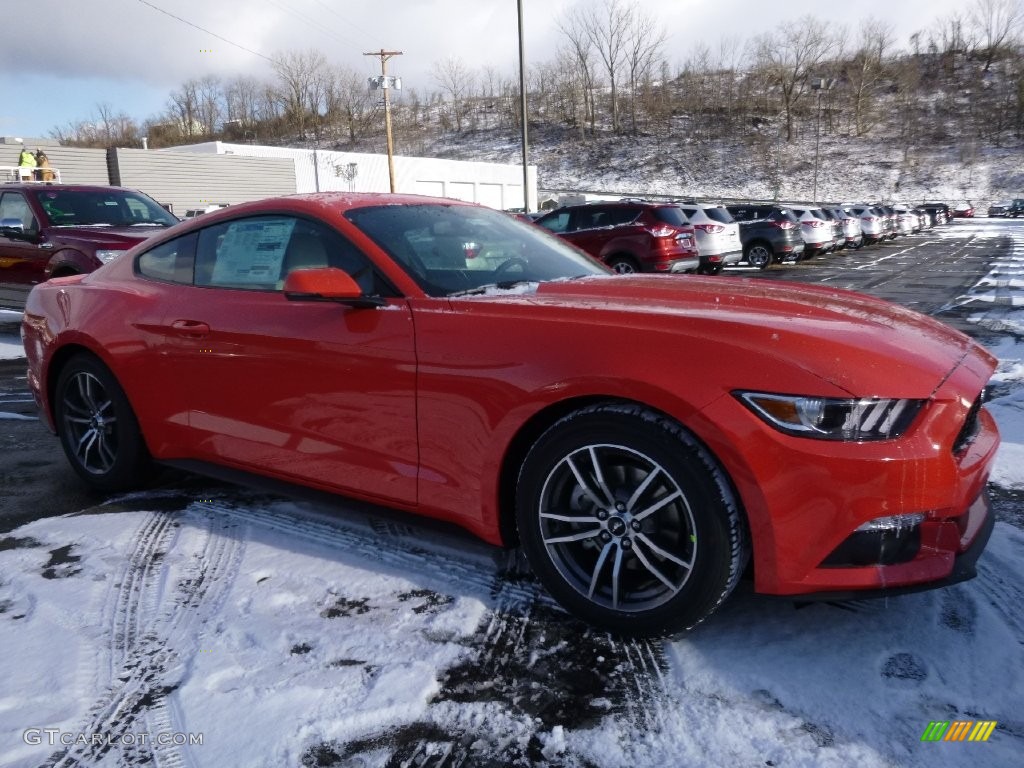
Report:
534,198,954,275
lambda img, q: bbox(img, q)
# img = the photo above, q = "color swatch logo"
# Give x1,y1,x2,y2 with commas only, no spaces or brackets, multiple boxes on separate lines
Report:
921,721,997,742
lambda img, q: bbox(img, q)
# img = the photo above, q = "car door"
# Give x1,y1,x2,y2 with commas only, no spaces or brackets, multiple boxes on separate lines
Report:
153,213,419,505
0,191,46,309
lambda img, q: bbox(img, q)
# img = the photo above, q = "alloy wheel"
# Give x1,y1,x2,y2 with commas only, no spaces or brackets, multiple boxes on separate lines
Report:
537,443,698,612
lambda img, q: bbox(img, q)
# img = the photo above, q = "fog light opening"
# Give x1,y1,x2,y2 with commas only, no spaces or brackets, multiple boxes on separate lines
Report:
855,513,927,533
823,513,927,567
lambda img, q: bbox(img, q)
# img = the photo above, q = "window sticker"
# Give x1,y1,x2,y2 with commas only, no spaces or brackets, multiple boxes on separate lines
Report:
212,219,296,286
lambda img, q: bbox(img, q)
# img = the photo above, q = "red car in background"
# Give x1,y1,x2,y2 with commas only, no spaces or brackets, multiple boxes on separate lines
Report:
953,203,975,218
534,200,700,274
22,193,999,636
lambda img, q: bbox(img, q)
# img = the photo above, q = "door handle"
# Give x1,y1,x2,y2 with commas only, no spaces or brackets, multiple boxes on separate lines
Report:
170,319,210,338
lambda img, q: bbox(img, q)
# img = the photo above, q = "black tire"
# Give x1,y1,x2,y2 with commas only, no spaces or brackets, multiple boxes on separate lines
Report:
54,353,153,491
606,255,640,274
697,262,725,275
745,243,773,270
515,403,749,637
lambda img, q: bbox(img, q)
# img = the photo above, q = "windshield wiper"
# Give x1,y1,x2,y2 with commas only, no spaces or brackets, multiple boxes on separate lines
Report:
127,222,171,227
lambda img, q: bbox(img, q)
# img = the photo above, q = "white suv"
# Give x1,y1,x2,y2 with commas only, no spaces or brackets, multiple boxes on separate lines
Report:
675,203,743,274
787,206,835,256
846,204,887,245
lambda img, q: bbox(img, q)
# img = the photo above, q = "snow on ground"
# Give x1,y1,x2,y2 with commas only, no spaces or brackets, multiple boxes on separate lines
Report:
0,310,23,360
1,495,1022,768
1,230,1024,767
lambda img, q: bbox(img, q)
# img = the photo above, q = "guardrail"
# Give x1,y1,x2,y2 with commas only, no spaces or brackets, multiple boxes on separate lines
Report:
1,166,62,183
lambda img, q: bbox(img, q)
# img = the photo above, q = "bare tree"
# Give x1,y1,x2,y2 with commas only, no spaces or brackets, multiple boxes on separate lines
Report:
849,20,894,136
51,103,140,147
623,2,665,134
432,56,476,132
582,0,631,133
167,80,201,138
225,76,263,126
557,6,599,135
273,49,329,138
327,65,378,143
969,0,1023,71
751,15,836,141
195,75,224,136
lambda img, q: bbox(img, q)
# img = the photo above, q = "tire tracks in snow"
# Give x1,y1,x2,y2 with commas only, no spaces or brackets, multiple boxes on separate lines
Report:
205,498,675,766
44,506,245,768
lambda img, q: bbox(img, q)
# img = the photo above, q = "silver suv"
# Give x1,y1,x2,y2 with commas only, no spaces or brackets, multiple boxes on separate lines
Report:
675,202,743,274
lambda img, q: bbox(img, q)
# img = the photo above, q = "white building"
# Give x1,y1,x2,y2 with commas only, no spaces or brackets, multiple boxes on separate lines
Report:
164,142,536,211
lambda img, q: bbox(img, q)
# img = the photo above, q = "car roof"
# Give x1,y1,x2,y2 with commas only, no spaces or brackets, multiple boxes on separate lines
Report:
1,183,144,194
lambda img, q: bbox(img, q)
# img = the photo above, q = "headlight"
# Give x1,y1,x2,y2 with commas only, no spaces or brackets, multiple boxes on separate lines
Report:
735,392,925,441
95,249,127,263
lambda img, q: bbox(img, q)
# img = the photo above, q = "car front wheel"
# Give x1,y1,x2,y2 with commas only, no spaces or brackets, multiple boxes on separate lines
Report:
745,243,773,269
54,353,152,491
516,403,749,636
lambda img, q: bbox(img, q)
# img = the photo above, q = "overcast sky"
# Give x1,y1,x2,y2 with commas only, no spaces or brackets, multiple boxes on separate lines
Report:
1,0,968,140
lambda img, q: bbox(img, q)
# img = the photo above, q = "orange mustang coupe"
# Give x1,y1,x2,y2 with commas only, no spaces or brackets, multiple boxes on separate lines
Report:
21,193,999,636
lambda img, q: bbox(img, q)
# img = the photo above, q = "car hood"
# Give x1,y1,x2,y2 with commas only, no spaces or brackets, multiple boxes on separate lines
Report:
47,225,167,248
520,275,992,397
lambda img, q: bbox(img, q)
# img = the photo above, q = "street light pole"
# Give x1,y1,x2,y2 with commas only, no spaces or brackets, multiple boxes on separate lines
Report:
365,49,403,193
810,77,834,205
517,0,530,213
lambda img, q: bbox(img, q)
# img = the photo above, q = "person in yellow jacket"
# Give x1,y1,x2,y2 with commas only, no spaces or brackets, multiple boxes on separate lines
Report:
17,147,37,180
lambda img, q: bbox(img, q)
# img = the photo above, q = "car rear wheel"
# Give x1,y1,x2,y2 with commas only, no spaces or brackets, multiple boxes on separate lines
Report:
606,255,639,274
745,243,773,270
54,353,152,491
516,403,749,636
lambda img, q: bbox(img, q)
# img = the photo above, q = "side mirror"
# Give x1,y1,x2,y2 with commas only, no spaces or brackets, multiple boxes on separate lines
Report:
282,267,384,308
0,217,25,236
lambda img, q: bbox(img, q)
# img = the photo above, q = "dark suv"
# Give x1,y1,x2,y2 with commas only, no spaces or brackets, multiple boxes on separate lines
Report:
724,204,806,268
0,184,178,310
1006,199,1024,217
535,201,699,274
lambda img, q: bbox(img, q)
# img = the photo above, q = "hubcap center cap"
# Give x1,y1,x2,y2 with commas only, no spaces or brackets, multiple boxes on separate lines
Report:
607,517,627,537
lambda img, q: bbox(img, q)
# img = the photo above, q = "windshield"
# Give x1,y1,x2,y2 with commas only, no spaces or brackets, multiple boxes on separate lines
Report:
32,189,179,227
345,203,609,297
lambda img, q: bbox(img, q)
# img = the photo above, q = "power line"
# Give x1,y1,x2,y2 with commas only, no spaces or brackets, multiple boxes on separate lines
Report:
261,0,364,51
135,0,278,65
308,0,383,48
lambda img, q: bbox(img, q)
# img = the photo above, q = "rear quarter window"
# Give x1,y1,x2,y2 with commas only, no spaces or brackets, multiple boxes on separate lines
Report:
652,207,689,227
136,233,197,284
703,207,735,224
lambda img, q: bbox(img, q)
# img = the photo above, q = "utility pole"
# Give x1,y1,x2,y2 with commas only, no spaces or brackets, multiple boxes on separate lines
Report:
365,49,403,193
517,0,530,213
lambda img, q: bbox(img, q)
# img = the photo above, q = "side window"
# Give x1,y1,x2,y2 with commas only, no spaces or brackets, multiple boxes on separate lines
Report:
194,216,376,293
538,211,570,233
136,233,197,284
604,207,640,226
574,207,611,230
0,192,38,232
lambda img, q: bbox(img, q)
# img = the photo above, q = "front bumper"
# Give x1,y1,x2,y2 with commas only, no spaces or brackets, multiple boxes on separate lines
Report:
787,490,994,602
693,357,999,596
